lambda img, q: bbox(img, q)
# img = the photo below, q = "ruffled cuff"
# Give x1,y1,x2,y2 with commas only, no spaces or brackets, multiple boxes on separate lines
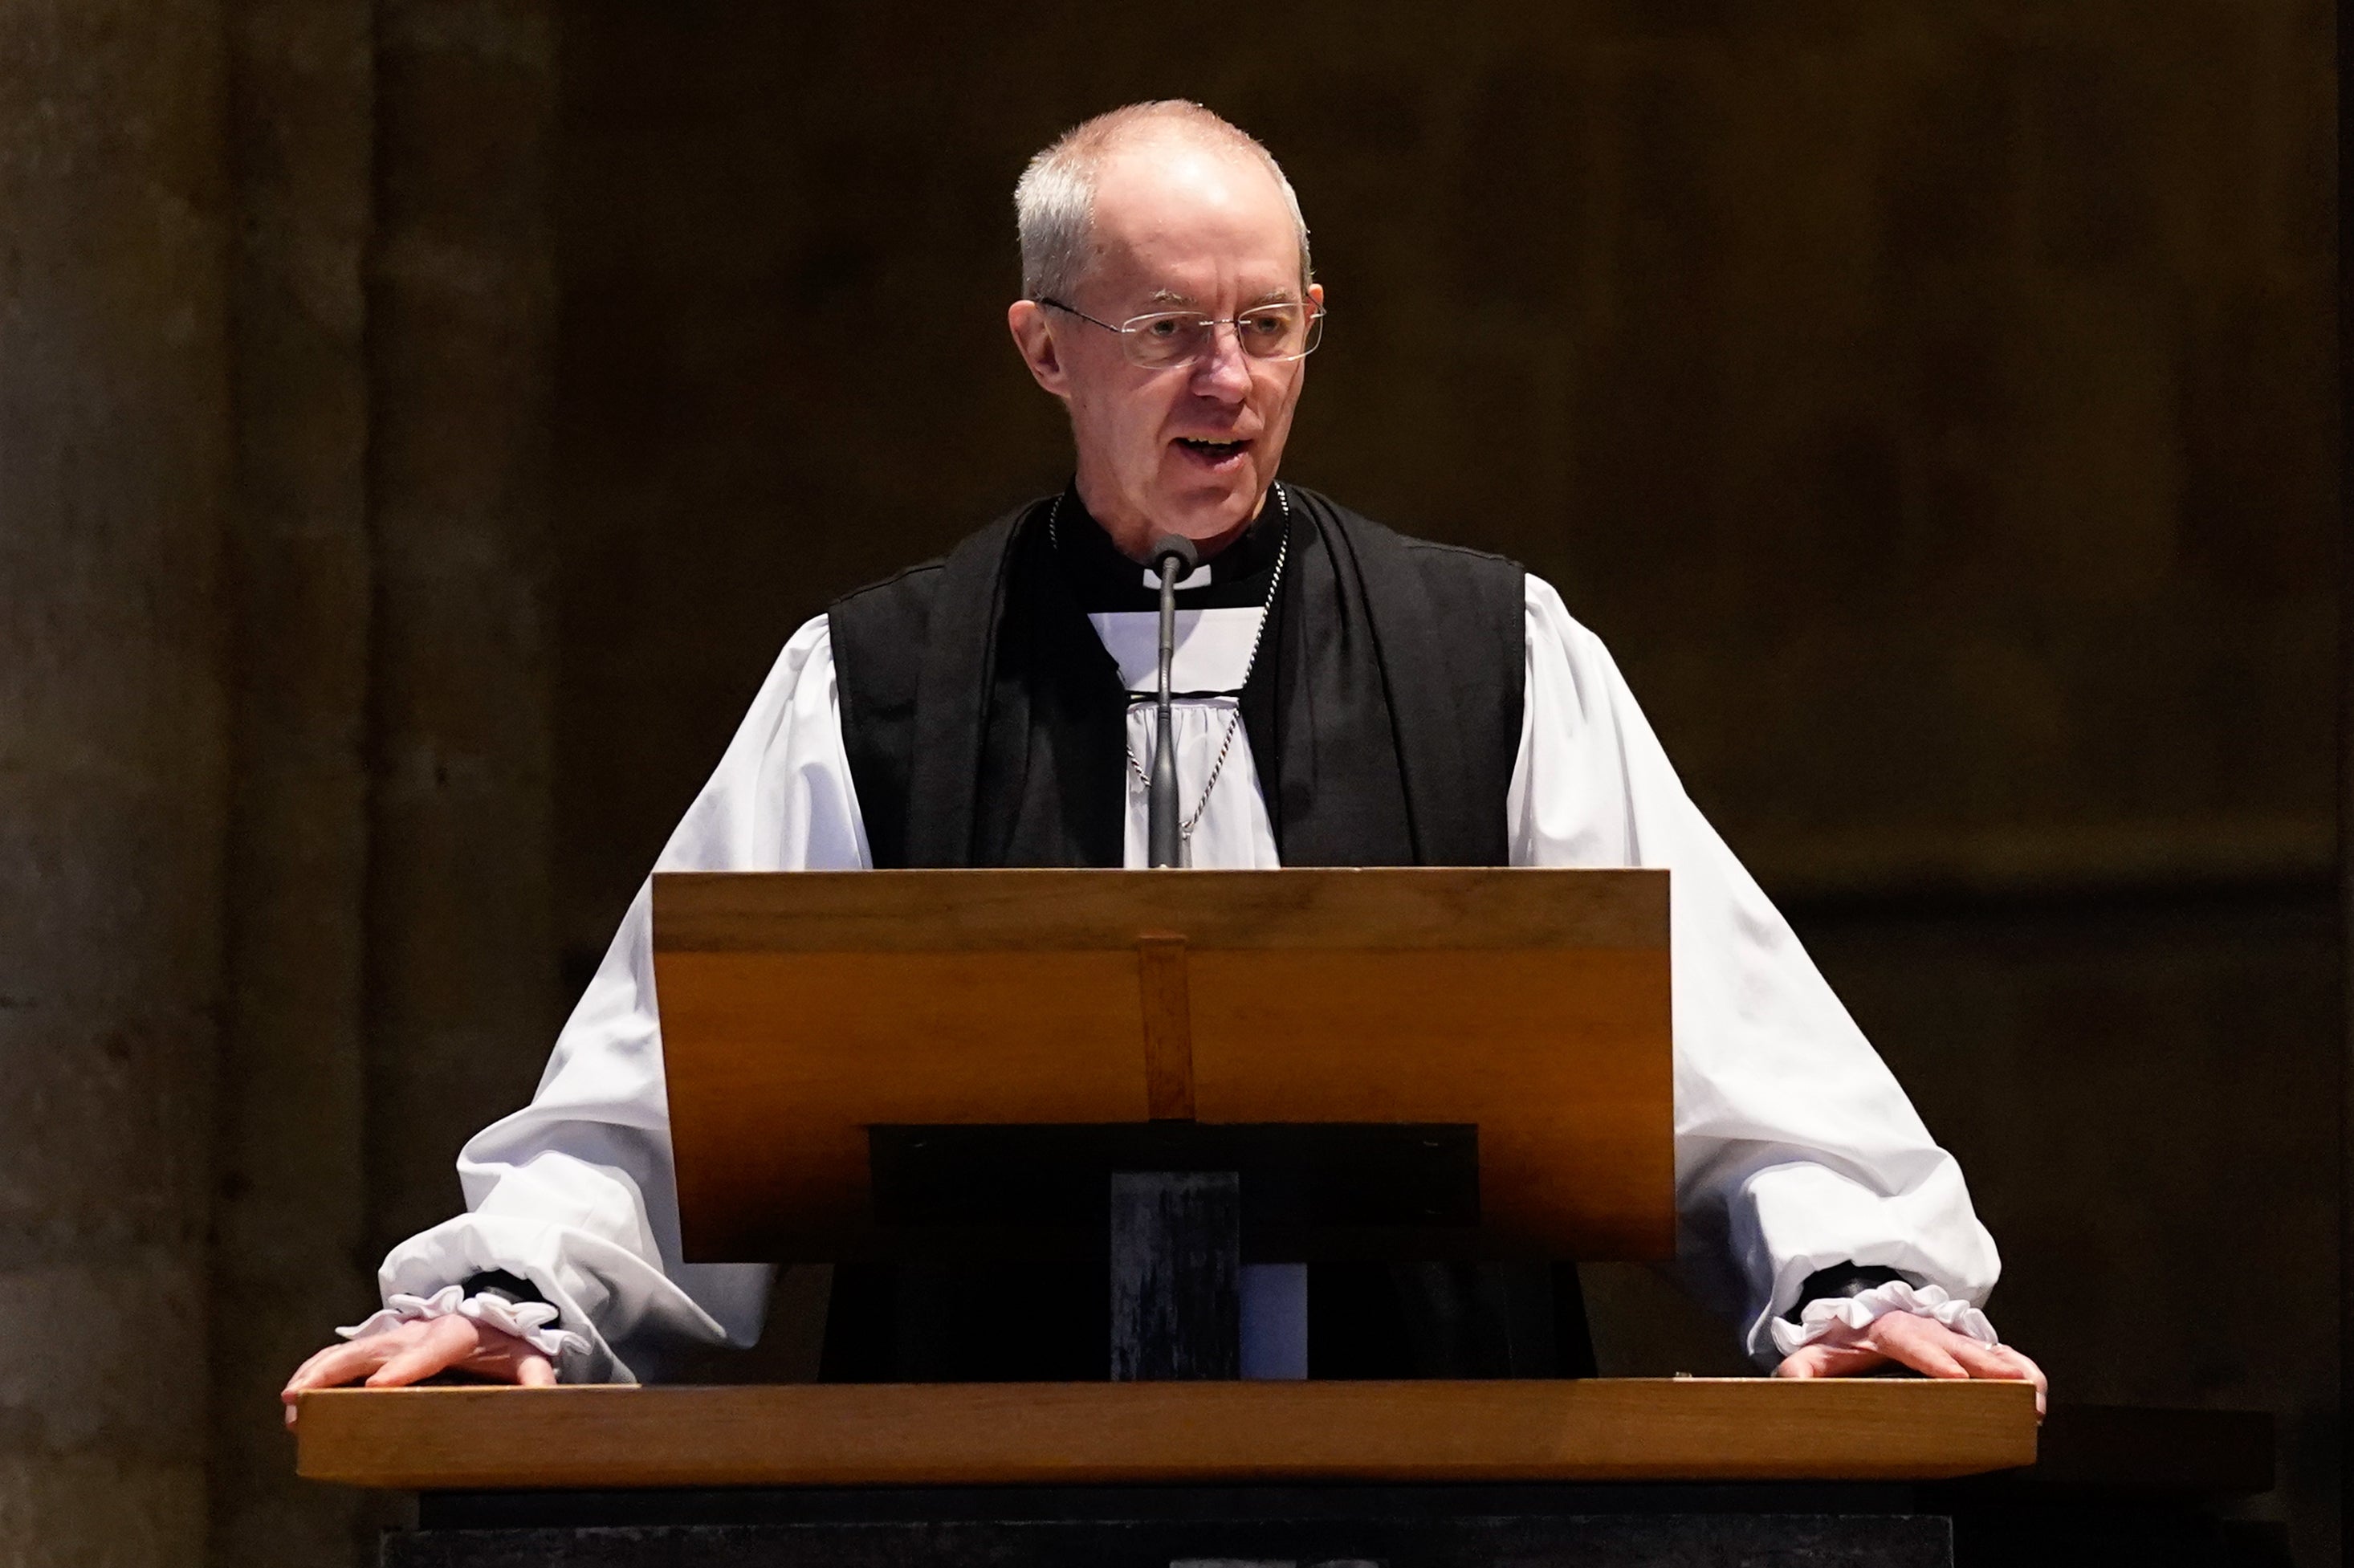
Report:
337,1284,593,1371
1767,1280,1998,1359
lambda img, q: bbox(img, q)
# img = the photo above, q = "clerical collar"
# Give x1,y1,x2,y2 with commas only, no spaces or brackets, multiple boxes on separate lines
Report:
1048,483,1289,612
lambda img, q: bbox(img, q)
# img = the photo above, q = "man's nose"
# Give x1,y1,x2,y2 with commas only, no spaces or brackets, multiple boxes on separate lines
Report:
1187,321,1252,400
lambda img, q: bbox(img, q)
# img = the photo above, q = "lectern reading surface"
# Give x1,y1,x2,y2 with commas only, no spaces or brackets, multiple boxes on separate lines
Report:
650,866,1676,1271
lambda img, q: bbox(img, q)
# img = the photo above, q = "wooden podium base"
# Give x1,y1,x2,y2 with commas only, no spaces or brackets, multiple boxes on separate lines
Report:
311,1390,2289,1568
297,1376,2037,1491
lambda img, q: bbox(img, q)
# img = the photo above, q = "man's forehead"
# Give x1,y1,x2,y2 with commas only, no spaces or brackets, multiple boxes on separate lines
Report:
1093,141,1292,234
1096,127,1278,198
1072,133,1305,305
1081,214,1305,304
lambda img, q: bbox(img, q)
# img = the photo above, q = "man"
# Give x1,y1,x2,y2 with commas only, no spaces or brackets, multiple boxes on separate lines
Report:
285,102,2045,1416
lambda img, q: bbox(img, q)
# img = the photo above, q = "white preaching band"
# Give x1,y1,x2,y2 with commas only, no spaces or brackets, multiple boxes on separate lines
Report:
285,100,2045,1419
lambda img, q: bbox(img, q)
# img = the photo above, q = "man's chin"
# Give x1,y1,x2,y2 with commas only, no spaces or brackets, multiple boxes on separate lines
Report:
1149,474,1265,541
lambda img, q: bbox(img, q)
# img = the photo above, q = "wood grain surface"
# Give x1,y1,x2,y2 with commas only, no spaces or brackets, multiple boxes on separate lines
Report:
295,1378,2039,1491
652,867,1669,952
1136,935,1195,1120
652,868,1674,1264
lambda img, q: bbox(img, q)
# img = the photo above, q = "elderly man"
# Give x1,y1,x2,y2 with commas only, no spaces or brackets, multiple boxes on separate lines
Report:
285,101,2043,1415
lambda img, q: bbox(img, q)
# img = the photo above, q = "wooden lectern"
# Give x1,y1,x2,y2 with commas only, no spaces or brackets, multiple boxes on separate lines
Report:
658,865,1675,1377
299,867,2047,1566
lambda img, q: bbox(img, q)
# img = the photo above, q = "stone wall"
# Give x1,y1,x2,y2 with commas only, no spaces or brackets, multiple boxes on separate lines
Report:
1,1,557,1562
360,0,558,1289
209,2,377,1562
0,1,234,1561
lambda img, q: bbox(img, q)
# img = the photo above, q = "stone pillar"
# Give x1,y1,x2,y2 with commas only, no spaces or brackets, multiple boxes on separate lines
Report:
363,0,562,1257
0,2,234,1562
207,2,379,1564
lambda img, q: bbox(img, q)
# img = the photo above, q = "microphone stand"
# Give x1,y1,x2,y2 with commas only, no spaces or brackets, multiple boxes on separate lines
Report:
1147,534,1200,867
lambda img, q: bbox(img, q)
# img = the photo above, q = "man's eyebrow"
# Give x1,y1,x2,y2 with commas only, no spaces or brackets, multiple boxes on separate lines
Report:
1144,286,1300,309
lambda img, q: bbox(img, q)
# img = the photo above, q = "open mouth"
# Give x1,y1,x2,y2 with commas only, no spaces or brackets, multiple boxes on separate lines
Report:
1174,436,1252,466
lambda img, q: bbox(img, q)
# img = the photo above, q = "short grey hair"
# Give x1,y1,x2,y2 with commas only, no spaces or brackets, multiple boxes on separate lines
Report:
1015,101,1313,303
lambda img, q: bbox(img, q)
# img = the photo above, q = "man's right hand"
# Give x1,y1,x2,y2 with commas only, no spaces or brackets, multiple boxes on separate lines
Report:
280,1316,554,1428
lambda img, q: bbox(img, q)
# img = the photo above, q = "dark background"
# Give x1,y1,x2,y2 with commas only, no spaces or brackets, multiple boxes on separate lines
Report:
552,7,2340,1561
0,2,2338,1564
559,6,2341,1552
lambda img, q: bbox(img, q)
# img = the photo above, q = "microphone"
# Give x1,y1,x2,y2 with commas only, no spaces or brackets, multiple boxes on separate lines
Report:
1147,533,1201,868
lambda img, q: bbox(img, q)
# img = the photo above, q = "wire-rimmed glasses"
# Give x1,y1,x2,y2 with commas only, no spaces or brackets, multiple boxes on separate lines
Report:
1038,298,1326,369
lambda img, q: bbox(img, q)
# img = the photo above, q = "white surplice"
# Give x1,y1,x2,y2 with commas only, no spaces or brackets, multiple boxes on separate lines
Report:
373,573,2002,1383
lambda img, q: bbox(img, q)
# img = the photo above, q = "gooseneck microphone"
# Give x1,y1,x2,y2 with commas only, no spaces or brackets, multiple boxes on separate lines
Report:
1147,533,1202,867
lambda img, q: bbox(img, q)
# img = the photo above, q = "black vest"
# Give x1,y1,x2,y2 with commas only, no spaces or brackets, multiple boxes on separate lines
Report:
826,486,1525,870
817,486,1594,1380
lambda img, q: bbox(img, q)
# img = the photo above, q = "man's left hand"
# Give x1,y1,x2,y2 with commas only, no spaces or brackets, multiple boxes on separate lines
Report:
1773,1310,2047,1416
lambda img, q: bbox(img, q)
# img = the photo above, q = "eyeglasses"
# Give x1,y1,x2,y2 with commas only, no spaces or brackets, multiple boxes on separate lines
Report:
1038,298,1326,369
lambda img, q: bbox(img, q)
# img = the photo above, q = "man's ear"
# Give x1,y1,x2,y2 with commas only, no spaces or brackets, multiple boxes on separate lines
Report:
1007,300,1070,398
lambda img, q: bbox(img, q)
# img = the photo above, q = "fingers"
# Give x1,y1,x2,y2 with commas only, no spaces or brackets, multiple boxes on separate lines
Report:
365,1314,479,1388
1955,1342,2048,1417
1774,1342,1888,1379
455,1321,547,1379
283,1333,408,1403
365,1316,556,1390
1946,1338,2022,1380
282,1317,564,1428
466,1317,536,1367
1776,1316,2049,1419
283,1339,381,1398
2011,1350,2049,1419
1936,1334,2048,1417
1865,1313,1972,1379
1998,1347,2048,1403
283,1326,425,1429
1869,1318,2047,1414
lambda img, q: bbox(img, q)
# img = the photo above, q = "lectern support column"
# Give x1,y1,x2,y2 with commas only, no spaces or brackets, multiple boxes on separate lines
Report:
1109,1171,1240,1379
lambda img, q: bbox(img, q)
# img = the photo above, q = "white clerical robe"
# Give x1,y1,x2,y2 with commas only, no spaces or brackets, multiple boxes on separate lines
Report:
373,572,2002,1383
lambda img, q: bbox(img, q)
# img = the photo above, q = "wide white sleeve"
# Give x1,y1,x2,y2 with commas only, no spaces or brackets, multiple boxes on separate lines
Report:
1508,576,2002,1366
375,613,871,1383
